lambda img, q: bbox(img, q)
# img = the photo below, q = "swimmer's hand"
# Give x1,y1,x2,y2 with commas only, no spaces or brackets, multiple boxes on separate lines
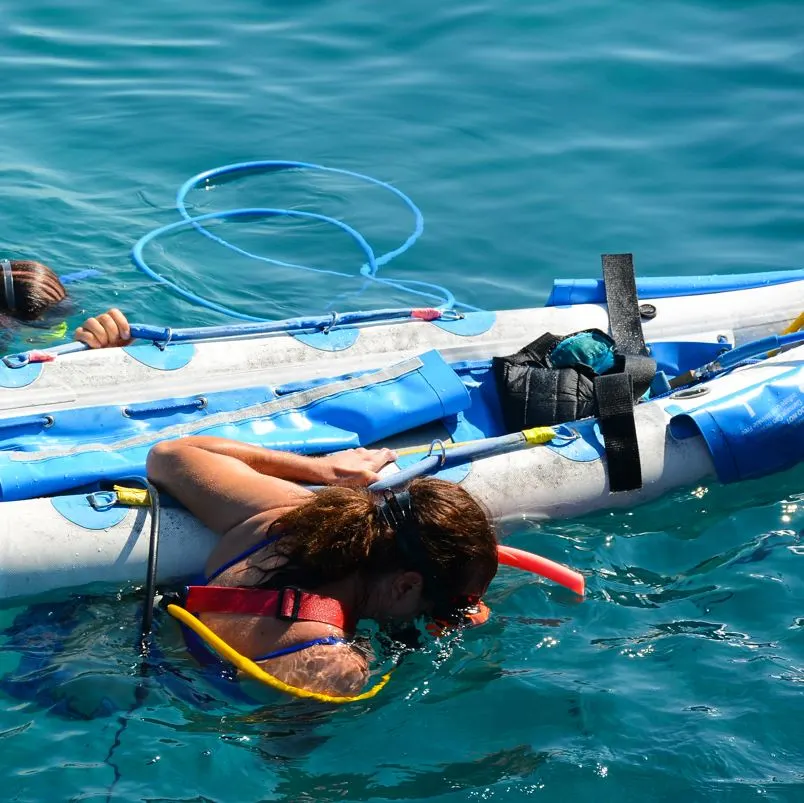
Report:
74,308,132,349
318,447,397,488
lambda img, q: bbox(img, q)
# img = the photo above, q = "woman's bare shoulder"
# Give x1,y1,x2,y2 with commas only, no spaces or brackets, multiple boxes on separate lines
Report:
256,641,370,698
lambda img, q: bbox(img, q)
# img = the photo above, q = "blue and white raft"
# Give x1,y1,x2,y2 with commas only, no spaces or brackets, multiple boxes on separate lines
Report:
1,262,804,600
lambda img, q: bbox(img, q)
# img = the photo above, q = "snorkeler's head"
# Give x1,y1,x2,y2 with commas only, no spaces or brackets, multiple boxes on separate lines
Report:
269,478,498,626
0,260,67,321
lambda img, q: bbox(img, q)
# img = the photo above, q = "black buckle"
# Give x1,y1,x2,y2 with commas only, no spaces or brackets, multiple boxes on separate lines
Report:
277,586,303,621
159,590,184,609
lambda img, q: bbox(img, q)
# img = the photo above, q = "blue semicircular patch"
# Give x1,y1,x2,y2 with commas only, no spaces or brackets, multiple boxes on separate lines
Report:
545,418,605,463
123,342,196,371
431,311,496,337
292,327,360,352
0,360,43,389
51,493,129,530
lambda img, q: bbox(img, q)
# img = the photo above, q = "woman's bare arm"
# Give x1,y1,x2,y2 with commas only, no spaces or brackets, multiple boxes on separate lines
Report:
146,437,396,536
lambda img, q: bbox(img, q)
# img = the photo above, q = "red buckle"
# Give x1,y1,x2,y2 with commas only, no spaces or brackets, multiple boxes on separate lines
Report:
277,586,303,621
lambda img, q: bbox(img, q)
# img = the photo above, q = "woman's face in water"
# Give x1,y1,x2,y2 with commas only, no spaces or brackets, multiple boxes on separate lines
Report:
18,298,73,344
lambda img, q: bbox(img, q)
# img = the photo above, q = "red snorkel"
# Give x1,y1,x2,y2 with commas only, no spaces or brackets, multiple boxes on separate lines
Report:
378,488,585,638
497,544,585,596
427,546,584,636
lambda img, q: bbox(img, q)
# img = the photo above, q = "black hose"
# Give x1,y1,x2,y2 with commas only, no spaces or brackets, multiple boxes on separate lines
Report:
103,476,161,802
136,477,161,653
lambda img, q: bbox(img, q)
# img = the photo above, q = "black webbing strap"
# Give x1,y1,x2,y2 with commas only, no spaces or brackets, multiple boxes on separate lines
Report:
618,353,656,400
601,253,650,357
595,253,656,492
594,373,642,493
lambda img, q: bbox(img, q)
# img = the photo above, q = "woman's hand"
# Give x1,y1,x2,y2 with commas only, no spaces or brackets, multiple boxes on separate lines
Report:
318,447,397,488
74,308,132,349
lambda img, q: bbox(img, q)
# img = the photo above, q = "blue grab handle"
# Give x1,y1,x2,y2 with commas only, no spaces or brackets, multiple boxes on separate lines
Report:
0,414,54,434
123,396,207,418
370,456,442,491
1,307,463,368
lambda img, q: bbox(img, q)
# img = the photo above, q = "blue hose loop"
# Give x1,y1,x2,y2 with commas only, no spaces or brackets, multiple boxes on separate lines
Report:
133,207,381,323
131,160,476,321
176,161,421,278
2,162,481,368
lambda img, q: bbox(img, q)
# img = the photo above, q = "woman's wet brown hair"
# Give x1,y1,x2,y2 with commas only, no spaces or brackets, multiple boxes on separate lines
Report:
268,477,498,608
1,260,66,321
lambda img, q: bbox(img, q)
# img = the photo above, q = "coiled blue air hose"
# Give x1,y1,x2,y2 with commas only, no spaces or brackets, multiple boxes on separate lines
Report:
132,160,473,322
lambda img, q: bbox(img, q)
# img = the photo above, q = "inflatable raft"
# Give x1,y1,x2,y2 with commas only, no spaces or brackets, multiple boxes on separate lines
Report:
2,255,804,601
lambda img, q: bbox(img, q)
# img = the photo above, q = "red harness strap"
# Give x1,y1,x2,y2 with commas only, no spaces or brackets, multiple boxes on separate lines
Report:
184,585,354,632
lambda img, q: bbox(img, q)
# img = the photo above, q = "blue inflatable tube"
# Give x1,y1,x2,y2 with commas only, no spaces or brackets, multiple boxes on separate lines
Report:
669,365,804,484
546,268,804,307
0,350,469,501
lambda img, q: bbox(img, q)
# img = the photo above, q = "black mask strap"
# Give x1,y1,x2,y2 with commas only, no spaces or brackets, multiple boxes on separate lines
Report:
377,489,412,530
376,490,433,579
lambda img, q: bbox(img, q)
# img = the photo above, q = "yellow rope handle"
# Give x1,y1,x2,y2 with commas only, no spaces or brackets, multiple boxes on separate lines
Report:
768,312,804,357
395,440,468,457
166,604,391,704
782,311,804,336
112,485,152,506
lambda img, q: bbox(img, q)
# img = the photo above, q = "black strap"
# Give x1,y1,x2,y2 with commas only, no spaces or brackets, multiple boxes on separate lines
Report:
594,373,642,493
616,353,656,400
597,254,656,492
602,253,649,357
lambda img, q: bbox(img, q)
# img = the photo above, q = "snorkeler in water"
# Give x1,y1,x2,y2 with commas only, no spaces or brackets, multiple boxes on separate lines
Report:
146,437,498,697
0,256,135,350
0,257,118,349
0,259,68,322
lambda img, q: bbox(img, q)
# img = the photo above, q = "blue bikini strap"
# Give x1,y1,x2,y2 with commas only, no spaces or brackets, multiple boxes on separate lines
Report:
253,635,348,662
205,532,281,582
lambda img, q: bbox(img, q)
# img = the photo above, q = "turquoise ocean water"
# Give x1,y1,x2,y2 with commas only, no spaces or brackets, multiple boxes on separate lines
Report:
1,0,804,800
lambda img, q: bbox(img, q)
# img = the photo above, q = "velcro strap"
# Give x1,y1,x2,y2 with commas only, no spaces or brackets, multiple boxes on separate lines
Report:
602,253,649,357
615,353,657,400
184,585,354,632
597,254,656,492
594,372,643,492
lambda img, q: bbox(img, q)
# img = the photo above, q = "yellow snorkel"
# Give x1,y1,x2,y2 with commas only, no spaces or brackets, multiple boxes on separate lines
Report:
166,604,392,704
